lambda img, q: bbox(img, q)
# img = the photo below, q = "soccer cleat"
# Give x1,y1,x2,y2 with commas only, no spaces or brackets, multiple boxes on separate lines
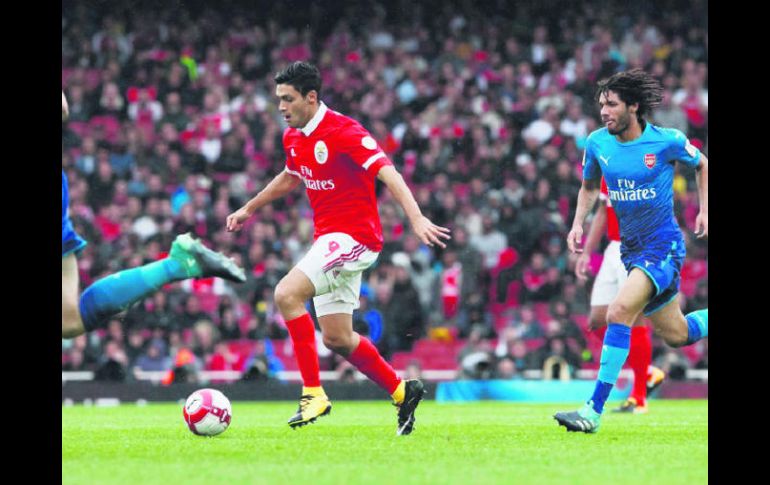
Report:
612,396,648,414
396,379,425,436
170,233,246,283
646,366,666,394
287,394,332,428
554,401,601,433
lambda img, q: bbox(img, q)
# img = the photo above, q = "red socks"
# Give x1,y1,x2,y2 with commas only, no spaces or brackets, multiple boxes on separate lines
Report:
627,325,652,406
285,315,400,395
348,336,401,394
285,313,321,387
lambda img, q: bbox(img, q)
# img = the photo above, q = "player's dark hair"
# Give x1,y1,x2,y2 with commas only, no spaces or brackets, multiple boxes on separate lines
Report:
274,61,322,98
595,69,663,122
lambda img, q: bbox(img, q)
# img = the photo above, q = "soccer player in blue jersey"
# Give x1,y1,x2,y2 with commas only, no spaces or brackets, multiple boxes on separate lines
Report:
62,91,246,339
554,70,708,433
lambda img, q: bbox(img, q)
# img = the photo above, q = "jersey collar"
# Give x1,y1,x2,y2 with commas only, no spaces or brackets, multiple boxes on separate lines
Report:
300,102,328,137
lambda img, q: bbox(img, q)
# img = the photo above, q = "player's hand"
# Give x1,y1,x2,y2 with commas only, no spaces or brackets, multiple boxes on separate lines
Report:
226,207,253,232
575,252,590,281
411,216,451,248
567,226,584,253
694,212,708,238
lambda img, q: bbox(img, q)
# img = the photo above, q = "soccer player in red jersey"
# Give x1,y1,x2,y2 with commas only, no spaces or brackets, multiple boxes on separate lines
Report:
227,62,450,435
575,178,665,414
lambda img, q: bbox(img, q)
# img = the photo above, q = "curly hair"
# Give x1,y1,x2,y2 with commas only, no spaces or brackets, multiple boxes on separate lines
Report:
595,69,663,122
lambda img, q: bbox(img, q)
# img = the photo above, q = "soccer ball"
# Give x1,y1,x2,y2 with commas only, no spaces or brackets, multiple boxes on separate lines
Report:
183,388,232,436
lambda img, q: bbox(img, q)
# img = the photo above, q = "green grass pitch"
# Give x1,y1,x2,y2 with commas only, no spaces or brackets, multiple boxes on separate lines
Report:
62,400,707,485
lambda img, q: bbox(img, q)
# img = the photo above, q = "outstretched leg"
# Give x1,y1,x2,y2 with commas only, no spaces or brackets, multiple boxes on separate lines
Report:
63,233,245,338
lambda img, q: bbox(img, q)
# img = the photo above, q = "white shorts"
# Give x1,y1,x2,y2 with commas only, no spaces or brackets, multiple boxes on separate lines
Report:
590,240,628,307
296,232,379,317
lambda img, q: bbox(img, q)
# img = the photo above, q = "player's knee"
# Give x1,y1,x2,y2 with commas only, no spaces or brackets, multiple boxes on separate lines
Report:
274,282,299,313
322,332,355,354
61,314,84,339
588,311,607,331
606,302,633,325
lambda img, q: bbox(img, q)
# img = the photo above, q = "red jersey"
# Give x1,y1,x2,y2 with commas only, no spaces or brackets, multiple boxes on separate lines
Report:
600,178,620,242
283,103,393,251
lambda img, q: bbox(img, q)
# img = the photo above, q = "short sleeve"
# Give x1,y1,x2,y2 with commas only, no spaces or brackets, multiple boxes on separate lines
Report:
283,130,301,178
666,128,701,168
581,136,602,181
338,123,393,175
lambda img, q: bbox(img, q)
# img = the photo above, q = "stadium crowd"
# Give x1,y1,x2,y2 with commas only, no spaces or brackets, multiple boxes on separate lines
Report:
61,0,708,383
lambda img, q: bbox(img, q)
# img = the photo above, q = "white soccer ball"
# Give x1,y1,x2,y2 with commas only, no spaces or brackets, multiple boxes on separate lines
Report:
183,388,232,436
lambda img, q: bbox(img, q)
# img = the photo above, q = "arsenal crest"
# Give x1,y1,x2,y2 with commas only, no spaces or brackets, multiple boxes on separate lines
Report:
644,153,656,169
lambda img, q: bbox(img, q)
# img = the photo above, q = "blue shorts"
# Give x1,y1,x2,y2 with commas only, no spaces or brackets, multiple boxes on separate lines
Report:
621,239,685,316
62,171,87,258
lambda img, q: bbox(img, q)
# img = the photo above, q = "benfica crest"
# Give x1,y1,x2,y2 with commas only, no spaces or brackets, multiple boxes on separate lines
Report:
314,141,329,164
644,153,656,169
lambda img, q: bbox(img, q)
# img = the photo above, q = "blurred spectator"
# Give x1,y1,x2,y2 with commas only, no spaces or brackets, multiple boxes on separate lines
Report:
241,339,284,380
470,214,508,270
352,284,384,343
457,326,494,380
404,360,424,380
180,295,209,330
218,306,243,340
652,89,689,134
495,356,519,380
535,337,582,380
94,340,129,381
654,347,691,380
378,258,424,357
509,304,545,340
134,338,171,372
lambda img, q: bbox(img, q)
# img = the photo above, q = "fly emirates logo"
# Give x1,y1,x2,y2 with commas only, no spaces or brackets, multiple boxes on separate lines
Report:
607,179,657,202
300,166,336,191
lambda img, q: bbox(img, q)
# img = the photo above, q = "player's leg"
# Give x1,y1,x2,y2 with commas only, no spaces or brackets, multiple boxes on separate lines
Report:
592,242,663,413
314,233,424,435
279,235,354,428
555,268,653,433
586,241,619,331
647,298,708,348
318,312,403,397
614,320,655,413
317,308,423,436
62,254,87,338
77,233,245,333
273,266,329,428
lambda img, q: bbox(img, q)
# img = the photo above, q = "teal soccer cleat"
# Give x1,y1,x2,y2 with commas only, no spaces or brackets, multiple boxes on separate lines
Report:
170,233,246,283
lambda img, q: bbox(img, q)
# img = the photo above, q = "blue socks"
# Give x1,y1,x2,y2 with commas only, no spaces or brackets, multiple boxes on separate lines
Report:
79,258,187,332
589,323,631,414
685,309,708,345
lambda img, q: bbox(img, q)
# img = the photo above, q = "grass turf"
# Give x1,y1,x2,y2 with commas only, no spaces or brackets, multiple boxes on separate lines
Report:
62,400,707,485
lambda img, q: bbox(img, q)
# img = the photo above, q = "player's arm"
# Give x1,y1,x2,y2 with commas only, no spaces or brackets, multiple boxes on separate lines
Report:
62,91,69,121
567,178,601,253
226,170,302,232
377,165,451,248
694,153,708,238
575,198,607,280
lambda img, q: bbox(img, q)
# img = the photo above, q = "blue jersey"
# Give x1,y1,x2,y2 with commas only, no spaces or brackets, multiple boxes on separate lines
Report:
582,122,701,315
582,122,701,248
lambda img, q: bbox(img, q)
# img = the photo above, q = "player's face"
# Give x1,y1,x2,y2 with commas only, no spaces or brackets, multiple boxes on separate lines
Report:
598,90,637,136
276,84,317,129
